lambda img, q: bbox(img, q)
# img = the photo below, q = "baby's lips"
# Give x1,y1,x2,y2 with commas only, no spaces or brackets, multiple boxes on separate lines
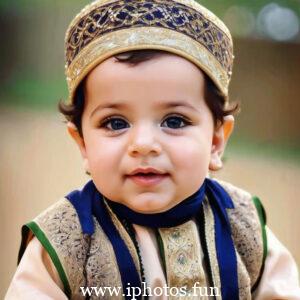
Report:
126,173,169,187
128,167,167,176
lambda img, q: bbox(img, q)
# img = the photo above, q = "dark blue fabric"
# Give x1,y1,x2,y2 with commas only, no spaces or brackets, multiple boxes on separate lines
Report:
66,181,141,300
66,179,239,299
106,185,206,228
205,180,239,300
92,190,142,300
66,181,95,235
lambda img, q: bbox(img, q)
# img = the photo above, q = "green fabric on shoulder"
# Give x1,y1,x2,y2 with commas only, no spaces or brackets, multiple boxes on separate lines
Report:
18,221,71,298
252,196,268,262
251,196,268,292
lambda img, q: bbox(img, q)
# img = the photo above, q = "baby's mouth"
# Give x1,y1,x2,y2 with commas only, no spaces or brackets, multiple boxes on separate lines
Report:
134,172,153,176
126,169,169,187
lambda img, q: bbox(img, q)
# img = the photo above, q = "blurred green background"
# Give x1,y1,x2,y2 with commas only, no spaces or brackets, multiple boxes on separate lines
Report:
1,0,300,297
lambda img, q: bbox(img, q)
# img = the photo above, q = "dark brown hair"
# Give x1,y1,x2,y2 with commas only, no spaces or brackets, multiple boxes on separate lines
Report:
59,50,239,136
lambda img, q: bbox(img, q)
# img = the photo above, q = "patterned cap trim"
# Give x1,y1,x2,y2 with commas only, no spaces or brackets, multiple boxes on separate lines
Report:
66,27,229,102
65,0,233,101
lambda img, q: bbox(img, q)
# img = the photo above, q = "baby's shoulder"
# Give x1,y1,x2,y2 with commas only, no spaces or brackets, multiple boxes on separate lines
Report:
214,178,266,228
21,197,91,296
25,197,86,254
35,198,77,221
29,198,82,235
214,178,266,221
214,179,267,285
214,179,253,205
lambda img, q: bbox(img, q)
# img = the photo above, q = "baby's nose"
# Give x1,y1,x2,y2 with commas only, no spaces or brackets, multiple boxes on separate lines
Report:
127,124,162,157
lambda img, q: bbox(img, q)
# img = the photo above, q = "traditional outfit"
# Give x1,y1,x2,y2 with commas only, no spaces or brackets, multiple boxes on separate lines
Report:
6,0,300,299
6,179,300,299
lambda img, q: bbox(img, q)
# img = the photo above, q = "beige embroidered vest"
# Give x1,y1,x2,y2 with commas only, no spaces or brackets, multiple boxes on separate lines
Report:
19,180,266,300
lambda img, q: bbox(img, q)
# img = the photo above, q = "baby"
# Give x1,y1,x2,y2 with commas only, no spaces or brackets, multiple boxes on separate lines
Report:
6,0,300,299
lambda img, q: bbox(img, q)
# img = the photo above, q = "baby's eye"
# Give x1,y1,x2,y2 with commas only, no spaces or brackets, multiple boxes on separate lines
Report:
161,115,191,129
101,117,129,131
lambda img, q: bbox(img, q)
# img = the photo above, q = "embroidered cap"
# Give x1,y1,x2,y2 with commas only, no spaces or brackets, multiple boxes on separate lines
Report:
65,0,234,102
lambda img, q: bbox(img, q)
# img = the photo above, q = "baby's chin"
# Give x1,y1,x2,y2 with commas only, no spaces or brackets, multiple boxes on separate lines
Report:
118,194,181,214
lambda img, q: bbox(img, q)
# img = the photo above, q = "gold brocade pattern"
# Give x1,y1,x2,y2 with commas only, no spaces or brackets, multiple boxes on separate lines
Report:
215,179,264,299
34,198,123,299
65,0,233,100
65,0,231,44
217,180,264,288
34,199,87,297
158,220,208,299
66,27,229,103
85,219,123,300
65,0,232,70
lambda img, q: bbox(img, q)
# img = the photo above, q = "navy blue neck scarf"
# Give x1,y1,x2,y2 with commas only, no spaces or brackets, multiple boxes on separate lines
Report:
106,184,205,228
66,178,239,300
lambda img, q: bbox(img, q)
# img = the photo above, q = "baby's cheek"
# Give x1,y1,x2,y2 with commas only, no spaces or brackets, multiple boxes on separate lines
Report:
175,141,210,169
88,143,120,167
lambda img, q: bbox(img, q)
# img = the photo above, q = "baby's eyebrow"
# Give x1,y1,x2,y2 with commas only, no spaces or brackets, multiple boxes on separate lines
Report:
90,100,198,117
90,102,128,117
159,101,199,112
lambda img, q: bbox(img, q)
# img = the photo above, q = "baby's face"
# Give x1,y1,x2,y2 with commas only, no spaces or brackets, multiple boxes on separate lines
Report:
75,53,227,213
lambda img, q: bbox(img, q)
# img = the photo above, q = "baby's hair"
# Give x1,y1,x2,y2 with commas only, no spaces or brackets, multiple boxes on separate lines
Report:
59,50,239,136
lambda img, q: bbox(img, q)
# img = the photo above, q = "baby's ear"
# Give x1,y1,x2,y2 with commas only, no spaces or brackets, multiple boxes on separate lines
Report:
67,122,90,173
209,115,234,171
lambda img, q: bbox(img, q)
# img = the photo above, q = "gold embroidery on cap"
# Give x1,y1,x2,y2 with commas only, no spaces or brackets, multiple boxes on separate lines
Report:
65,0,233,100
66,27,229,102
